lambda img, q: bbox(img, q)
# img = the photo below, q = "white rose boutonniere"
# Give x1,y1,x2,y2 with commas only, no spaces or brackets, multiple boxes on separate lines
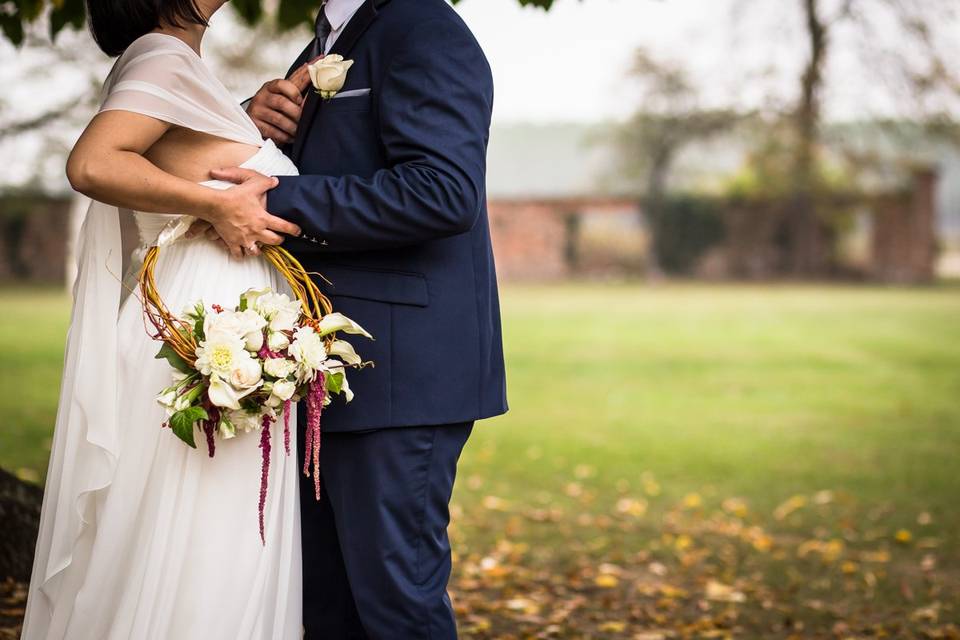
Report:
308,54,355,100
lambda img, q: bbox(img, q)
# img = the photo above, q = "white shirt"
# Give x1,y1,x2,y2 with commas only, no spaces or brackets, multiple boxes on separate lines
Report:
323,0,366,54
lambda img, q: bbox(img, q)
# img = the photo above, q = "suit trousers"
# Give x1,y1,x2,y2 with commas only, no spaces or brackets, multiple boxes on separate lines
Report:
299,419,473,639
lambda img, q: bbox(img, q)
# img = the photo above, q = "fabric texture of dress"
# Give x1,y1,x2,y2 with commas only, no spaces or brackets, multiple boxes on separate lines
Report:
21,33,303,640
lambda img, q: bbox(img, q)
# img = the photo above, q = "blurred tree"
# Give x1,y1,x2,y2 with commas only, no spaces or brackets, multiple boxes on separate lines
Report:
777,0,960,275
1,0,558,45
617,50,741,275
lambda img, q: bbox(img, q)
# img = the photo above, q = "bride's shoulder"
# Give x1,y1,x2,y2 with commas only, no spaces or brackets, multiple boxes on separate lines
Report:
115,33,197,71
108,33,206,89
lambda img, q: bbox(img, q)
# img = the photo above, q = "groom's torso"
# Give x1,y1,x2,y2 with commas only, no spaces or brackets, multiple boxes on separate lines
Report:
283,0,507,431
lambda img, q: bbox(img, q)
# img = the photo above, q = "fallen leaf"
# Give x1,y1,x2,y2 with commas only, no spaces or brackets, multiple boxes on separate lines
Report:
774,495,808,520
705,580,746,603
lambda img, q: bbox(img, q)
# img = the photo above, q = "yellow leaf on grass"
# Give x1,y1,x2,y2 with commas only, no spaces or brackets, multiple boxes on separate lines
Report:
722,497,749,518
641,472,662,497
481,495,508,511
595,574,620,588
774,495,808,520
505,597,541,615
599,621,627,632
861,549,891,563
682,493,703,509
895,529,913,544
616,498,648,518
705,579,746,603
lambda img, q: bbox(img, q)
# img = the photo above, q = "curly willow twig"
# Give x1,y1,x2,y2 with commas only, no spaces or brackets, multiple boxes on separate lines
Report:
138,244,334,368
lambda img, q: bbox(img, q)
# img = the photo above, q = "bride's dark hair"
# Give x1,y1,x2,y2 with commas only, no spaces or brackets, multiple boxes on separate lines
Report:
87,0,209,57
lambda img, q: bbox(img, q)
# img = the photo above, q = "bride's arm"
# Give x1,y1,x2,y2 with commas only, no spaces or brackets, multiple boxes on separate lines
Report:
67,110,301,257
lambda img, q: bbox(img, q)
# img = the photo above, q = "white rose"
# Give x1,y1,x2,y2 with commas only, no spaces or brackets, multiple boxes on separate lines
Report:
229,356,263,390
253,293,302,333
207,370,262,410
268,330,290,351
308,54,355,99
264,357,296,379
225,408,262,435
289,326,327,372
204,309,267,352
271,379,296,402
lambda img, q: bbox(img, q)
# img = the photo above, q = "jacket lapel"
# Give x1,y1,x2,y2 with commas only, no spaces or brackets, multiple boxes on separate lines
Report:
292,0,389,164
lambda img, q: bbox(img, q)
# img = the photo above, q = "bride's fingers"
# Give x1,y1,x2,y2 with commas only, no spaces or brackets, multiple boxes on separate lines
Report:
186,220,212,239
257,230,285,246
210,166,266,184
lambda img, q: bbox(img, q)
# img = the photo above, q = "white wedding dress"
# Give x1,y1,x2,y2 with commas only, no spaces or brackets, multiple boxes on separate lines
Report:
22,34,302,639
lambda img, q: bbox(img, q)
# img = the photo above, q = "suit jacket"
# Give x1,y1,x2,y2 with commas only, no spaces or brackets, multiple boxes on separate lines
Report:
267,0,508,431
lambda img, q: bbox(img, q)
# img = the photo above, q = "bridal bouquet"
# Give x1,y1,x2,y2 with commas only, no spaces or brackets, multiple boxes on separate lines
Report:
139,246,371,542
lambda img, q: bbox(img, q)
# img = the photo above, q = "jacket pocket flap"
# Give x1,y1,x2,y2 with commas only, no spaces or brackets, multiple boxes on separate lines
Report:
319,265,429,307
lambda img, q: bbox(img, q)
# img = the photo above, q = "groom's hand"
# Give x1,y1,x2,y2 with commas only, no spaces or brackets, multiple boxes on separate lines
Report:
246,61,318,145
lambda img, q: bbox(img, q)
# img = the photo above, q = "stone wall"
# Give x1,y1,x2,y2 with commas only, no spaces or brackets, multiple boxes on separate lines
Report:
0,195,72,284
871,169,938,284
487,198,646,280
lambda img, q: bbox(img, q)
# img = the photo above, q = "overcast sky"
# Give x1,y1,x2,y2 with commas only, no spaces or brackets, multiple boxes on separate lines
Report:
454,0,959,124
455,0,742,123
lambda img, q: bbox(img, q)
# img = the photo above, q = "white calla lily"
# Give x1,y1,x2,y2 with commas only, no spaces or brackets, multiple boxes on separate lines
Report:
316,313,372,338
328,339,362,366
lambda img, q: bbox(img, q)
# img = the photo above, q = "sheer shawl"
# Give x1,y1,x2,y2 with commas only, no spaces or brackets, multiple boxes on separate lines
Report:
26,33,265,619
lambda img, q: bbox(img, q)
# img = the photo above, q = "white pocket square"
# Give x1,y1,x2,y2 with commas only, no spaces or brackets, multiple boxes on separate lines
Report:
333,88,371,99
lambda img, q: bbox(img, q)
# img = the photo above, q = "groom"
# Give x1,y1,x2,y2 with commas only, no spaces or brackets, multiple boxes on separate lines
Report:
214,0,507,637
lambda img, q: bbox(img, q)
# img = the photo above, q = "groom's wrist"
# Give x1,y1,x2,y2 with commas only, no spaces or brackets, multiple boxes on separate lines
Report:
266,176,299,224
268,176,329,247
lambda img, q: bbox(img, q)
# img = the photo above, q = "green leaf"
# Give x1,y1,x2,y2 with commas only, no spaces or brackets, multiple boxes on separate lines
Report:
276,0,315,31
325,371,344,395
231,0,262,24
156,343,194,375
0,11,24,45
49,0,85,40
169,406,208,449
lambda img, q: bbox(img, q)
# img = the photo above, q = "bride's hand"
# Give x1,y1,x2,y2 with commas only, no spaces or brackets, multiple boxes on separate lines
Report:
207,168,301,258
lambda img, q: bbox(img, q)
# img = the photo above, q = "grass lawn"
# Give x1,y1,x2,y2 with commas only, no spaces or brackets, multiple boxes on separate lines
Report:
2,283,959,638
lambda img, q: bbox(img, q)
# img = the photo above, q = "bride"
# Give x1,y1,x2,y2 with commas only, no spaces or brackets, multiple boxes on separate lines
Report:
21,1,309,638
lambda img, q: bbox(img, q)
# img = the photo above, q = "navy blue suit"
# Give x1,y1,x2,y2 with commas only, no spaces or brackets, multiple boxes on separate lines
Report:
265,0,506,636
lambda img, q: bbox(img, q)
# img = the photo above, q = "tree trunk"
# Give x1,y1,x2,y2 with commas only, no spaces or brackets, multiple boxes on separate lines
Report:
788,0,828,276
0,468,42,582
642,147,673,280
